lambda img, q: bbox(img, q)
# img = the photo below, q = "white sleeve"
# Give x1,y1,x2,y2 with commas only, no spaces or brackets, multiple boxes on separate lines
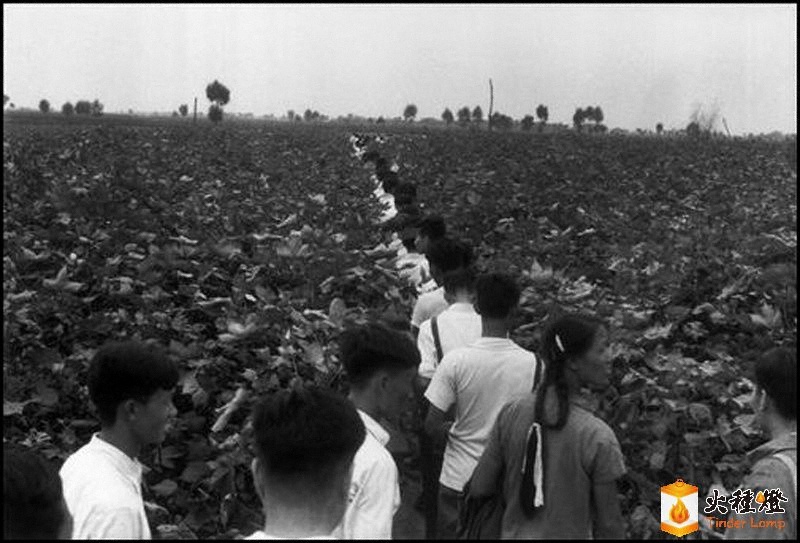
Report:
417,320,437,379
341,456,400,539
424,353,457,412
411,295,429,328
80,506,148,539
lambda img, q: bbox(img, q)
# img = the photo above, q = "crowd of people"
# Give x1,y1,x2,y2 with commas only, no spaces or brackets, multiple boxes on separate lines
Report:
3,137,796,540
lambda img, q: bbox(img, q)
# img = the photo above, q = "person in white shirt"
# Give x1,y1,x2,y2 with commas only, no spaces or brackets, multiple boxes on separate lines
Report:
248,387,366,540
411,237,473,339
417,267,482,384
425,273,541,539
409,215,447,293
59,341,179,539
5,444,73,539
333,322,420,539
415,266,482,538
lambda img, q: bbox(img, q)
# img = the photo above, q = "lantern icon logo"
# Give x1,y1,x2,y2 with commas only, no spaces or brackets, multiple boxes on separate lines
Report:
661,479,699,537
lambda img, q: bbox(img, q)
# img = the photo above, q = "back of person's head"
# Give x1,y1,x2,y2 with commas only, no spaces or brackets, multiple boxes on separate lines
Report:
251,387,365,515
520,312,606,517
755,347,796,420
340,322,421,389
393,182,417,206
379,170,399,193
362,150,381,164
374,156,389,172
442,267,476,298
417,215,447,241
88,340,179,427
427,238,471,278
475,273,520,319
4,444,72,540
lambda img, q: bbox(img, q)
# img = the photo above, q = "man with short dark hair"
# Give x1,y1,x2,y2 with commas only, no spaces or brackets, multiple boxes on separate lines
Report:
395,214,445,292
60,341,178,539
334,323,421,538
4,444,73,540
249,387,366,539
425,273,540,539
417,267,481,386
415,266,482,538
725,347,796,540
414,215,447,256
411,238,473,338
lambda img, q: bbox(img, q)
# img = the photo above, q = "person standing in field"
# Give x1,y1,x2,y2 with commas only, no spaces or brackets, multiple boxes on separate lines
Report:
424,273,540,539
333,323,421,539
724,347,796,540
411,238,473,339
59,341,179,539
415,266,483,539
395,215,446,292
4,444,73,540
248,387,366,540
467,313,626,539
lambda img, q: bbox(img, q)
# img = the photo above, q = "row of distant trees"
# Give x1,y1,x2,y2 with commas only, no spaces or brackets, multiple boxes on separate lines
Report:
7,89,731,138
438,104,552,132
573,106,604,131
33,99,104,116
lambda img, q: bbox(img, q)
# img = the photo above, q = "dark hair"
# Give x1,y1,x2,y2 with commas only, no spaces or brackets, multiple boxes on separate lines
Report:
379,170,399,194
4,444,68,539
442,267,476,296
88,341,179,426
520,313,605,517
755,347,796,420
252,387,365,489
475,273,520,319
393,181,417,202
417,215,447,240
427,238,471,275
362,150,381,164
340,322,421,387
374,156,389,172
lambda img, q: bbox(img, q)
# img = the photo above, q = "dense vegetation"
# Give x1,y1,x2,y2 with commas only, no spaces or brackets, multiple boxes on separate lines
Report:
3,120,796,538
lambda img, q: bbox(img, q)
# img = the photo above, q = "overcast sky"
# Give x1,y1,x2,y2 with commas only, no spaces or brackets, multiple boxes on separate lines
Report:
3,4,796,134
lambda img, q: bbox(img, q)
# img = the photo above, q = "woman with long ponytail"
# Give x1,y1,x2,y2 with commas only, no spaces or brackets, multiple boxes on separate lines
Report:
466,313,627,539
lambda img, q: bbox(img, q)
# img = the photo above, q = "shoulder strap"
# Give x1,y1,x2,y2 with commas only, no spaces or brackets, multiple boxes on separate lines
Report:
532,356,543,392
773,452,796,506
431,316,444,366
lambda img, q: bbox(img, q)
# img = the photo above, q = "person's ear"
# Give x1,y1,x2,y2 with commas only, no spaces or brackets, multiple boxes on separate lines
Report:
379,372,391,394
758,390,770,413
251,458,265,502
566,357,580,373
121,399,138,422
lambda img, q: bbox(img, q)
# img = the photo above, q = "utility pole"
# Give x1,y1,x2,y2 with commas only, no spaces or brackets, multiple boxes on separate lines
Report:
722,117,731,137
488,79,494,132
193,97,198,125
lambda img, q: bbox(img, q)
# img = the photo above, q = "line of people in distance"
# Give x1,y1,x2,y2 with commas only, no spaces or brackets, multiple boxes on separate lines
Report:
4,219,796,540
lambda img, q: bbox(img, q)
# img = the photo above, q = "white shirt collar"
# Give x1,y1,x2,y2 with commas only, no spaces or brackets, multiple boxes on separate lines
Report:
246,530,335,540
472,336,514,348
357,410,391,447
88,433,143,485
446,302,476,313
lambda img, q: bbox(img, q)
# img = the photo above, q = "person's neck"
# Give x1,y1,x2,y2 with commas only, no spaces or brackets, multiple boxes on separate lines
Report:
481,318,509,338
449,292,472,305
98,426,142,460
348,391,381,423
766,416,797,441
262,503,337,538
